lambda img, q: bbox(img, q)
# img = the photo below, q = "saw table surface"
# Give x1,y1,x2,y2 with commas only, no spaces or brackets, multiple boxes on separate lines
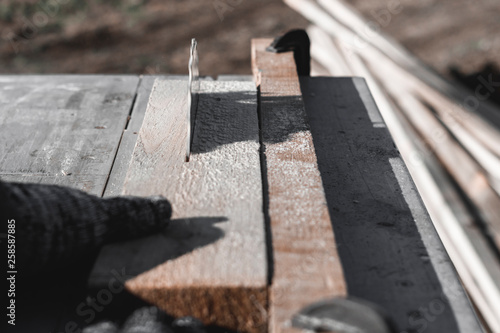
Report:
0,74,483,333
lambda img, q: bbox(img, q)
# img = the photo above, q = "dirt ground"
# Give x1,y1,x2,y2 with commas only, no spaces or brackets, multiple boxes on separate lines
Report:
0,0,499,82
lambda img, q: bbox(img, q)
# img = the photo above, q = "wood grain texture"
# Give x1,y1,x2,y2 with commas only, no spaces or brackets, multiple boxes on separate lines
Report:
252,39,347,333
300,76,483,333
103,75,215,197
0,75,139,196
0,75,140,333
103,75,153,197
90,79,268,333
318,37,490,331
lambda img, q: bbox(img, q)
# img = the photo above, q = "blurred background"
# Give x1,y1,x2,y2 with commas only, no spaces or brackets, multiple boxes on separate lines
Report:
0,0,499,85
0,0,307,75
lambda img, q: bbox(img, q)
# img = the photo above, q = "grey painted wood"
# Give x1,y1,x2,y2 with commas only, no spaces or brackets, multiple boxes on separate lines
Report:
0,75,139,196
90,79,267,333
299,76,483,333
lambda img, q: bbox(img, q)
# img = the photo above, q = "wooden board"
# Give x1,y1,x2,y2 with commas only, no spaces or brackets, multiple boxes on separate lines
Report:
316,35,493,331
103,75,214,197
103,75,155,197
379,78,500,250
90,79,268,333
299,76,483,333
0,75,140,333
252,39,347,333
0,75,139,196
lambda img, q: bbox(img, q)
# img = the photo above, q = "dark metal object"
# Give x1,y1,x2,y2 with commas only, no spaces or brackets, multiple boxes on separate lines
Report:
292,297,396,333
266,29,311,76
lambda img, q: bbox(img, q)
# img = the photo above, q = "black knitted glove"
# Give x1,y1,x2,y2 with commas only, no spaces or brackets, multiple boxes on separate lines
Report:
0,181,172,277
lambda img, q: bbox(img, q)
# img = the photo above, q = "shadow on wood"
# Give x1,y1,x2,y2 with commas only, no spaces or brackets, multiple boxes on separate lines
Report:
9,217,226,333
92,80,267,333
192,90,312,155
300,77,467,333
89,216,227,289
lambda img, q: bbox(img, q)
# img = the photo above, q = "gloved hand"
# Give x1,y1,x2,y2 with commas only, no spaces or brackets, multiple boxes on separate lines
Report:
0,181,172,277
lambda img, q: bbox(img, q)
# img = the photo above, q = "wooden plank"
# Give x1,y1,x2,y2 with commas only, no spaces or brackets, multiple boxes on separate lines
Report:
104,75,218,197
89,79,268,333
299,76,483,333
0,75,140,333
0,75,140,196
327,42,491,331
103,75,153,197
252,39,347,333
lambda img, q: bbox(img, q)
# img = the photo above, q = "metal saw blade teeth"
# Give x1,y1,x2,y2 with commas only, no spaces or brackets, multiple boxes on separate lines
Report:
187,38,199,162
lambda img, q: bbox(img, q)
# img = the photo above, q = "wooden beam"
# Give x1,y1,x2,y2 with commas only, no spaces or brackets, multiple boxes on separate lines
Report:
90,79,268,333
252,39,347,333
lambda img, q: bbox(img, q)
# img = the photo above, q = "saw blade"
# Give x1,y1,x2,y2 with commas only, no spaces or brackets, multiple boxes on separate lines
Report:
186,38,199,162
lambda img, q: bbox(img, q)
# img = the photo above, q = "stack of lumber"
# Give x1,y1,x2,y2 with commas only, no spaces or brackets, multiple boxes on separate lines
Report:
283,0,500,331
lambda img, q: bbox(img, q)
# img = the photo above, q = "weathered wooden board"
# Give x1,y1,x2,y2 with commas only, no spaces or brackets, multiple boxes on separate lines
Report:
103,75,216,197
299,76,483,333
252,39,347,333
90,79,268,333
0,75,140,333
319,35,492,331
0,75,139,196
